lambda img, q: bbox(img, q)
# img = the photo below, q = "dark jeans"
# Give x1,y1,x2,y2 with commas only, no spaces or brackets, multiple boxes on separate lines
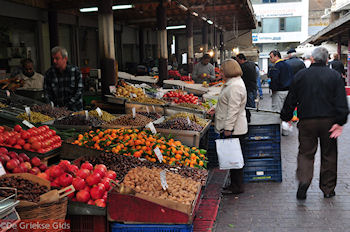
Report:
297,118,338,195
246,90,256,108
220,133,245,193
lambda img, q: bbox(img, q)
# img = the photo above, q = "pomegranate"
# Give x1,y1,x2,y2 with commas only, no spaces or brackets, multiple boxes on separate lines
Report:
81,162,93,171
18,153,30,162
58,173,73,187
76,190,90,203
31,157,41,167
68,164,79,174
86,173,101,186
90,186,104,200
95,199,106,207
76,169,90,179
58,160,71,171
50,165,64,178
72,177,86,191
106,170,117,180
6,160,17,170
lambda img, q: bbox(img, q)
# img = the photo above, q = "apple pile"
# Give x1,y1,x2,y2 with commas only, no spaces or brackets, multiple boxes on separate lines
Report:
41,160,117,208
0,147,47,174
0,125,62,153
163,91,199,104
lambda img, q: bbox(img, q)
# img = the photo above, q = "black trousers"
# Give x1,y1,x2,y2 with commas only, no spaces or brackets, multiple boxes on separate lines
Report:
297,118,338,195
220,133,245,193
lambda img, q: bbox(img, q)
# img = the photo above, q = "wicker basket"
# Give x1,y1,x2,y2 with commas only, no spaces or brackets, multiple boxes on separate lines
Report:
16,197,68,220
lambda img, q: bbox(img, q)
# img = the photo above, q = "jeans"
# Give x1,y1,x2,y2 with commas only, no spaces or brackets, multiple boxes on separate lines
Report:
246,90,256,108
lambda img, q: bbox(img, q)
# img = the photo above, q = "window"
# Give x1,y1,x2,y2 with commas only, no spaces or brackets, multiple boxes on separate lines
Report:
261,16,301,33
262,18,279,33
285,17,301,32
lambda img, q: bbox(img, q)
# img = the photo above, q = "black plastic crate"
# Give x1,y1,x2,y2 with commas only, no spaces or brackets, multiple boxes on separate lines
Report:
243,166,282,183
242,140,281,159
245,124,280,142
244,157,281,167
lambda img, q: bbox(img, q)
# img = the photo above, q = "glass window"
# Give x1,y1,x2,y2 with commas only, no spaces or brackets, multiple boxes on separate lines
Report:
285,17,301,32
262,18,279,33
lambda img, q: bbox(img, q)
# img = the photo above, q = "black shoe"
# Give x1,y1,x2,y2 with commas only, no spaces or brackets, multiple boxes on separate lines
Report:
296,183,309,200
221,188,244,195
324,191,336,198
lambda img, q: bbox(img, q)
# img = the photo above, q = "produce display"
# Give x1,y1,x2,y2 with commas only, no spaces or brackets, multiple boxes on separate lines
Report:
130,97,167,105
72,128,207,169
0,176,49,202
54,115,104,127
42,160,117,207
104,114,152,127
177,103,206,111
123,167,200,205
163,91,199,104
202,99,218,109
30,104,72,118
0,102,7,108
0,148,47,174
114,82,146,99
137,112,162,120
17,112,53,123
88,109,116,122
155,118,203,132
0,125,61,153
167,113,208,127
80,152,208,185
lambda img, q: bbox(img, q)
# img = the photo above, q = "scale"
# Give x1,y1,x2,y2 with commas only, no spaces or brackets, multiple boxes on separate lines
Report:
0,187,20,232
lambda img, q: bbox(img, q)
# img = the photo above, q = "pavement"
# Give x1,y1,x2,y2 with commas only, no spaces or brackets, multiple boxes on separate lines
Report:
214,88,350,232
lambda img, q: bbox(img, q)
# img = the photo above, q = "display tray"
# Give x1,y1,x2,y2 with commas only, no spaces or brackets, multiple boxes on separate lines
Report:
60,139,102,160
48,124,96,131
105,95,127,105
100,114,150,129
67,201,106,216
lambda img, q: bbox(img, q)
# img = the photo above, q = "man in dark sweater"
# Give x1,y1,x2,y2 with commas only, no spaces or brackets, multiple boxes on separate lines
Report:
329,53,346,85
285,48,305,76
236,53,257,107
280,47,349,200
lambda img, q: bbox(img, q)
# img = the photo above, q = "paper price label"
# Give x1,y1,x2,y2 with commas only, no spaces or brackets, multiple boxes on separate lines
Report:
146,122,157,134
109,85,116,94
50,101,55,108
0,163,6,176
181,85,184,91
154,147,163,163
146,106,150,114
96,107,103,117
152,105,156,112
6,90,10,97
22,120,34,128
85,110,89,120
160,170,168,190
25,107,31,117
132,107,136,119
130,93,137,98
187,116,191,126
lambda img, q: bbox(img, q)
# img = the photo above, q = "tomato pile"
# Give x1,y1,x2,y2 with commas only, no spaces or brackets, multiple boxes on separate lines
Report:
0,125,62,153
163,91,199,104
73,128,207,169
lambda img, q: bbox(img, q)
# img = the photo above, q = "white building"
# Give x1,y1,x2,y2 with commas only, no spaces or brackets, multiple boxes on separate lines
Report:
252,0,309,74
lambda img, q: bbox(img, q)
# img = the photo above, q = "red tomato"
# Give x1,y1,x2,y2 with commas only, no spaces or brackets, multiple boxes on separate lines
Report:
32,141,42,151
14,125,22,132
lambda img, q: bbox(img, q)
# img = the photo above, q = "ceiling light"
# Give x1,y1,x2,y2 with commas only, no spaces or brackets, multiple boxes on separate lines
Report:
178,4,188,11
207,20,213,25
80,7,98,12
192,12,198,17
166,25,186,30
202,17,207,21
112,4,133,10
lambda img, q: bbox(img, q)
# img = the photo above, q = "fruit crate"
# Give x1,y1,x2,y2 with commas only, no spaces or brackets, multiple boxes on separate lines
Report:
242,140,281,159
243,162,282,183
111,223,193,232
244,157,281,168
244,124,280,142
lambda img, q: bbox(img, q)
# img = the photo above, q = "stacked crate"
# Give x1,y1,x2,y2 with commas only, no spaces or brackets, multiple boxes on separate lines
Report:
206,125,220,168
242,112,282,182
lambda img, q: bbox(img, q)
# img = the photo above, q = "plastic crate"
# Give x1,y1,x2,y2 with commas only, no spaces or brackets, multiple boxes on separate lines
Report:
244,157,281,167
243,165,282,182
111,223,193,232
245,124,281,141
242,140,281,158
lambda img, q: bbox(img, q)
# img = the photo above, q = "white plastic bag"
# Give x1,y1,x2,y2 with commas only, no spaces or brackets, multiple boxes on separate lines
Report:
281,121,293,136
215,138,244,170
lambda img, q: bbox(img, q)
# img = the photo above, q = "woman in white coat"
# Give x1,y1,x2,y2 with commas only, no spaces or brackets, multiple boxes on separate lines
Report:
214,59,248,194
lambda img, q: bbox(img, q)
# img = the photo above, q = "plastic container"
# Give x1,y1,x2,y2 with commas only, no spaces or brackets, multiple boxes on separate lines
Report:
244,124,280,142
111,223,193,232
243,165,282,183
242,140,281,159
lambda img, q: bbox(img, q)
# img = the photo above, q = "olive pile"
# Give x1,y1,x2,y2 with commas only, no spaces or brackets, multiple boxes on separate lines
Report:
105,114,152,127
156,118,203,131
130,97,167,105
138,112,162,120
0,176,49,202
168,112,207,127
54,115,104,127
17,112,53,123
89,110,116,122
31,104,72,118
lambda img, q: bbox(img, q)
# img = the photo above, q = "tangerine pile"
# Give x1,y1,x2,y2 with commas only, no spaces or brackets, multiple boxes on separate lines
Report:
73,128,207,169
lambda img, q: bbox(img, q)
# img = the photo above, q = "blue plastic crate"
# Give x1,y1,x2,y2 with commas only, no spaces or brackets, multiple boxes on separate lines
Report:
243,166,282,182
245,124,280,141
242,140,281,158
111,223,193,232
244,158,281,167
244,173,282,183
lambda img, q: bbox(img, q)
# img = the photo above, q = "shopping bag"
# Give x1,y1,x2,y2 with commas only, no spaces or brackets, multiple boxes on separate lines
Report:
215,138,244,170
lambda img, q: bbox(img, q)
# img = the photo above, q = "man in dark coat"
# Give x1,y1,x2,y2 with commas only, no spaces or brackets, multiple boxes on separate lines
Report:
285,48,305,76
329,53,346,85
280,47,349,200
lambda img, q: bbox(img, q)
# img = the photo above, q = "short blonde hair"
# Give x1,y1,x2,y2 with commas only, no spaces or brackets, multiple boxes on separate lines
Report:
221,59,242,78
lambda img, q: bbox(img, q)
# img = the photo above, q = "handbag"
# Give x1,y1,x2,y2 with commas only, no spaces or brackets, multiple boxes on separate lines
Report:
215,138,244,170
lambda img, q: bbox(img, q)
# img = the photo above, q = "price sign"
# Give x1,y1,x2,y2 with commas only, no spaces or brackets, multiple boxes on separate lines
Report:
132,107,136,119
96,107,103,117
25,107,31,118
85,110,89,120
146,122,157,134
154,146,163,163
109,85,116,94
181,85,184,91
22,120,34,128
160,170,168,190
0,163,6,176
146,106,150,114
152,105,156,112
130,93,137,98
187,116,192,126
6,90,10,97
50,101,55,108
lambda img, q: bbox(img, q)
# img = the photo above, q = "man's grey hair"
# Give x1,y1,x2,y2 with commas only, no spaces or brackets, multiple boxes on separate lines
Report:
51,46,68,59
289,52,297,57
311,47,328,64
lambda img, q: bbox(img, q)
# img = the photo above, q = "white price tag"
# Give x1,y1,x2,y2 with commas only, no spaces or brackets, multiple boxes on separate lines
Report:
152,105,156,112
181,85,184,91
25,107,31,117
154,146,163,163
130,93,137,98
50,101,55,108
146,106,150,114
85,110,89,120
0,163,6,176
146,122,157,134
96,107,103,117
22,120,34,128
160,170,168,190
187,116,191,126
132,107,136,119
6,90,10,97
109,85,116,94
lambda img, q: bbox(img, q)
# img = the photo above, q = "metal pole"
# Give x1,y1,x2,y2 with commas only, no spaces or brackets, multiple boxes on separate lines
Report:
48,9,59,50
202,23,208,53
220,31,224,64
157,1,167,86
186,13,194,73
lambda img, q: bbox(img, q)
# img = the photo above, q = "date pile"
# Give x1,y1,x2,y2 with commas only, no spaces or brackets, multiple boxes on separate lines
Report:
54,115,104,127
156,118,203,131
137,112,162,120
0,176,49,202
31,104,72,118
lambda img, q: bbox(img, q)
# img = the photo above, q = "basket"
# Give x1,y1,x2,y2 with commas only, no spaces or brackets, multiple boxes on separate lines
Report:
16,196,68,220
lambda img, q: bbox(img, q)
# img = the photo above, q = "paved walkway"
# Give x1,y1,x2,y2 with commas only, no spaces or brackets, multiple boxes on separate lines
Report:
215,88,350,232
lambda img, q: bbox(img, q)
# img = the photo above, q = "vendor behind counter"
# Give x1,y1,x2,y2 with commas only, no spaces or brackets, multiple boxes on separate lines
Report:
192,54,215,84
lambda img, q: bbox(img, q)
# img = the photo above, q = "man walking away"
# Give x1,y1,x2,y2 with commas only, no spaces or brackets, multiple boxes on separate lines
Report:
236,53,257,108
280,47,349,200
329,53,346,85
285,48,306,76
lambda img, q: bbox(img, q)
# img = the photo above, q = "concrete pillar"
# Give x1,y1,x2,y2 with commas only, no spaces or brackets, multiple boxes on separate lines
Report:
202,23,208,53
157,1,167,86
98,0,116,95
219,31,224,64
186,13,194,73
48,9,59,49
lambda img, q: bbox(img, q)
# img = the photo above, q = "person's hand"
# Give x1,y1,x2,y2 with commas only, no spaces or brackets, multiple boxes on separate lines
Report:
329,124,343,138
200,73,208,79
224,130,232,137
208,108,215,116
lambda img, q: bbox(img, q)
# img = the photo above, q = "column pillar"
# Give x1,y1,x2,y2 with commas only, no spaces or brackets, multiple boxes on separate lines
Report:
202,23,208,53
220,30,224,64
98,0,116,96
186,13,194,73
157,1,167,86
48,8,59,49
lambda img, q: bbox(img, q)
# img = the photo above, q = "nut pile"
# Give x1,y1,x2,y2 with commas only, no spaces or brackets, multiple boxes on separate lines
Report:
105,114,152,127
114,83,145,98
54,115,104,127
137,112,162,120
123,166,200,205
31,104,72,118
130,97,167,105
0,176,49,202
156,118,203,131
168,113,207,127
89,110,116,122
17,112,53,123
